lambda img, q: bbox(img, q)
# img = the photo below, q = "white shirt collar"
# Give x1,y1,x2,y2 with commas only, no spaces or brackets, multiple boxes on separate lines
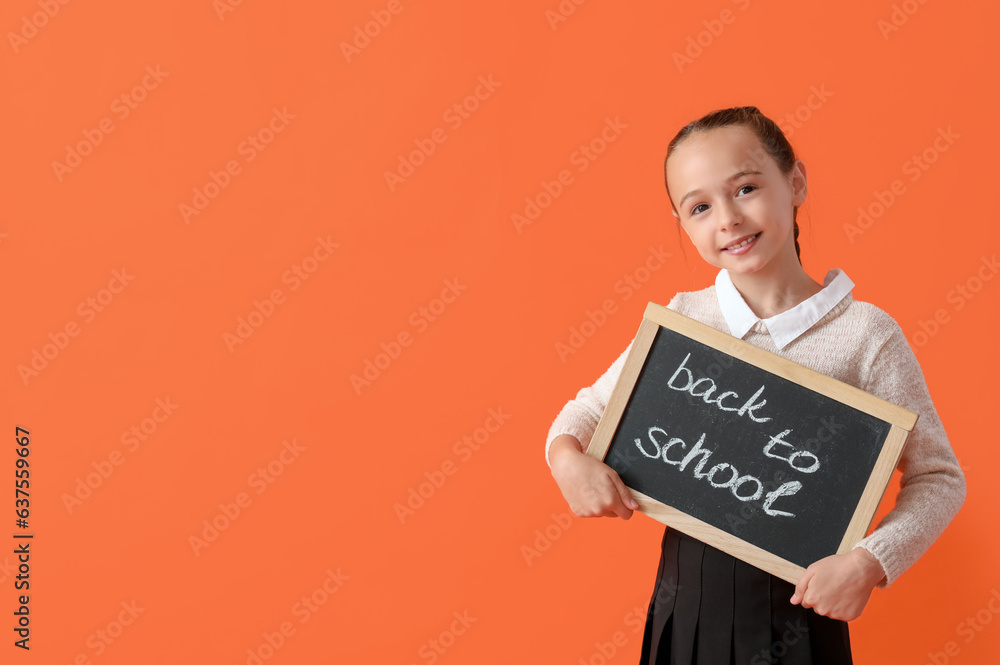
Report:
714,268,855,350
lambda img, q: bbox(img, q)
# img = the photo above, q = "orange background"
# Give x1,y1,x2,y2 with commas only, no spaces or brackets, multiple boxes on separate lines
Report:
1,0,997,663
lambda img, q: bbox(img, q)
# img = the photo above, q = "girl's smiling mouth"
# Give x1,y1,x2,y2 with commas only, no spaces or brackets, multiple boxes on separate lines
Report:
722,232,760,254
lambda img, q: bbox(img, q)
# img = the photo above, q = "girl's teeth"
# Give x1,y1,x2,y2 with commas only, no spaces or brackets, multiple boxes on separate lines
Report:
727,233,758,250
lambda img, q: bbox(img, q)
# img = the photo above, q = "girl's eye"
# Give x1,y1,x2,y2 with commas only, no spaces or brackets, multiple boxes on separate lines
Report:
690,185,756,216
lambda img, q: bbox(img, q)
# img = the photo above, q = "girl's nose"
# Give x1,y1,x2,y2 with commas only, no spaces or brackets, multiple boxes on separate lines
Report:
716,200,743,230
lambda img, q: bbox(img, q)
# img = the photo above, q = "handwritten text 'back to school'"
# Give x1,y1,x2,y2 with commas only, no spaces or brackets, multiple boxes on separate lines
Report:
632,352,820,518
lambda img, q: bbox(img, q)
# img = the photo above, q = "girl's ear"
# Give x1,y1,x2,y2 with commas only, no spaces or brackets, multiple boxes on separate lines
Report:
791,159,808,206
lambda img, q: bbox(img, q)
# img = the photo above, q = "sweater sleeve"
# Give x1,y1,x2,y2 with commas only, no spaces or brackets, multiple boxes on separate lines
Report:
543,339,634,469
852,322,967,588
544,295,683,470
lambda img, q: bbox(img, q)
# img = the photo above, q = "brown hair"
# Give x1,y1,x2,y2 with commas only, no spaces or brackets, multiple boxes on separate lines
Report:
664,106,803,264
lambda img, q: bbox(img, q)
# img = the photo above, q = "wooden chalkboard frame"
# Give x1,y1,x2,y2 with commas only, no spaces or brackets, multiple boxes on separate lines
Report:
585,302,919,584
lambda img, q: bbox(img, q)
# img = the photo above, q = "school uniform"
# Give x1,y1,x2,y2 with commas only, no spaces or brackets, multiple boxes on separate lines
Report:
639,527,852,665
545,268,967,665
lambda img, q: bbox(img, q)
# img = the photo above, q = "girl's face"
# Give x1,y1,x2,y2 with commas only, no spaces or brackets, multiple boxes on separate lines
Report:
666,126,806,276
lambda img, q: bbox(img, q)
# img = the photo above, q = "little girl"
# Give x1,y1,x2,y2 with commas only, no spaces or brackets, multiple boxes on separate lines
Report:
545,106,966,665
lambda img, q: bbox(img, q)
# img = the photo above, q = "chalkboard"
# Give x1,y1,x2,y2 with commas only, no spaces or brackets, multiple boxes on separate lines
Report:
586,302,918,584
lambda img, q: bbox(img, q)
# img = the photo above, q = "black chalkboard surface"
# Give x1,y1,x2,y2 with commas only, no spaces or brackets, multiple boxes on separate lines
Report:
586,302,918,584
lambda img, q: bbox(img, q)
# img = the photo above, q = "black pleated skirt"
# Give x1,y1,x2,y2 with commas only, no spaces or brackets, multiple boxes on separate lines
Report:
638,528,853,665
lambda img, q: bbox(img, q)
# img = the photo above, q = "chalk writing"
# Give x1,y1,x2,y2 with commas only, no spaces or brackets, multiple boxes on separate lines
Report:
633,353,825,518
666,352,772,423
595,308,908,574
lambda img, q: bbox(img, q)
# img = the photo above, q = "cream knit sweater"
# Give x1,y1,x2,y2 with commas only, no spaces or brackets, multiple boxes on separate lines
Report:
545,286,967,588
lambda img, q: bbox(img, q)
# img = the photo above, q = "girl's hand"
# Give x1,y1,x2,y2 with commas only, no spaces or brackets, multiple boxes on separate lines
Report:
789,548,886,621
549,436,639,520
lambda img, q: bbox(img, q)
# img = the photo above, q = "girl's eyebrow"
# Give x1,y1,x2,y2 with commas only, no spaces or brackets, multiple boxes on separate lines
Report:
678,170,763,209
